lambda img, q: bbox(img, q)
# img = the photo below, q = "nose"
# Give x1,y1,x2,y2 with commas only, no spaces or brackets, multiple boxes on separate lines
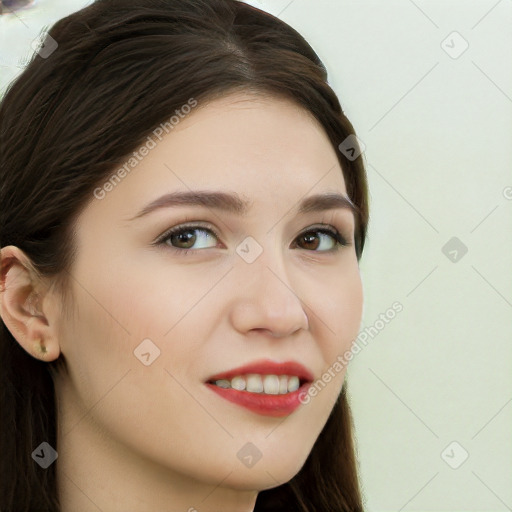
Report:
229,250,310,338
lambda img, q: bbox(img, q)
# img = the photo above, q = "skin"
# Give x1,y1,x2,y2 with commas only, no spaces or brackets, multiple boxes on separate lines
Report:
0,91,363,512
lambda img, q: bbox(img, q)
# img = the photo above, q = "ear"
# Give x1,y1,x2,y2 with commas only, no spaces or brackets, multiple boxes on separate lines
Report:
0,245,61,362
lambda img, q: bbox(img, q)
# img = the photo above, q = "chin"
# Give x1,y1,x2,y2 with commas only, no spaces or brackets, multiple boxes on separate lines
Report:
218,456,307,492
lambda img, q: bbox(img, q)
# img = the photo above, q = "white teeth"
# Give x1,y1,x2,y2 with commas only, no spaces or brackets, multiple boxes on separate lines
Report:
287,376,300,392
279,375,288,394
263,375,280,395
212,374,303,394
231,376,246,391
246,374,263,393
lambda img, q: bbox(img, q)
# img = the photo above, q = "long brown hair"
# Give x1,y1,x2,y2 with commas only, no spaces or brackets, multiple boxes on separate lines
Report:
0,1,369,510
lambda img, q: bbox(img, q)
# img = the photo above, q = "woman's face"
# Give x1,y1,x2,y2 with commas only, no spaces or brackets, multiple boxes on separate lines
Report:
53,92,363,495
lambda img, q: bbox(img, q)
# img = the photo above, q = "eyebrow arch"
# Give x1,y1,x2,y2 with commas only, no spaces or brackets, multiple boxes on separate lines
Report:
127,190,359,221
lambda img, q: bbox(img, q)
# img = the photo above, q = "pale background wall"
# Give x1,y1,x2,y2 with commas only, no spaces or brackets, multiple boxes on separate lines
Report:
1,1,511,510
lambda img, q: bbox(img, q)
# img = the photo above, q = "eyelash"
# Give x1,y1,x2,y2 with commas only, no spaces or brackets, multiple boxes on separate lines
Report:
152,221,351,256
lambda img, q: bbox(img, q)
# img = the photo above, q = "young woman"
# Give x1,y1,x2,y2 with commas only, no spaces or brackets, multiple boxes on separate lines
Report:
0,0,369,510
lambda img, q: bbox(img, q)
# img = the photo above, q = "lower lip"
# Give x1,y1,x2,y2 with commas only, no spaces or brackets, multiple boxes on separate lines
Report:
205,382,312,417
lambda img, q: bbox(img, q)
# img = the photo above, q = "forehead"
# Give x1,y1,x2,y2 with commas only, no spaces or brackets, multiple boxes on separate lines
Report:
83,91,351,224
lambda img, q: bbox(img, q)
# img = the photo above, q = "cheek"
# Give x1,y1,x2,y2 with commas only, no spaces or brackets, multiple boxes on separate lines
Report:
101,257,222,378
290,262,362,413
315,263,363,359
112,252,221,334
58,282,134,402
64,249,223,384
57,248,162,411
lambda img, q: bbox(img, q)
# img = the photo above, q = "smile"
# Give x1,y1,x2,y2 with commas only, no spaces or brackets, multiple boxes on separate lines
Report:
209,374,301,394
205,359,314,417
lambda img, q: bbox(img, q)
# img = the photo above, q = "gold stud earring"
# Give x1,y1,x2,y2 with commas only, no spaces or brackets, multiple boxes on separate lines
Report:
33,338,48,357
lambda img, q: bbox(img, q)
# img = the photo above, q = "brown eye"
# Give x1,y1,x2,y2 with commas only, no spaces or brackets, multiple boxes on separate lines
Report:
294,227,348,252
169,229,197,249
298,232,323,251
156,225,219,251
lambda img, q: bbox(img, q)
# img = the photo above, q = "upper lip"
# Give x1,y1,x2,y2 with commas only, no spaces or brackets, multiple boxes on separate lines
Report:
206,359,314,383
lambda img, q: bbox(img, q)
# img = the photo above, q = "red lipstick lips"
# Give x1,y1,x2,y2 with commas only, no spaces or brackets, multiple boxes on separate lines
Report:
205,359,314,417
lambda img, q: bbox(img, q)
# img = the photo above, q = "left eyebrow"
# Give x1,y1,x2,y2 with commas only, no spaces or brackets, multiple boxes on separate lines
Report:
126,190,359,221
298,192,359,217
